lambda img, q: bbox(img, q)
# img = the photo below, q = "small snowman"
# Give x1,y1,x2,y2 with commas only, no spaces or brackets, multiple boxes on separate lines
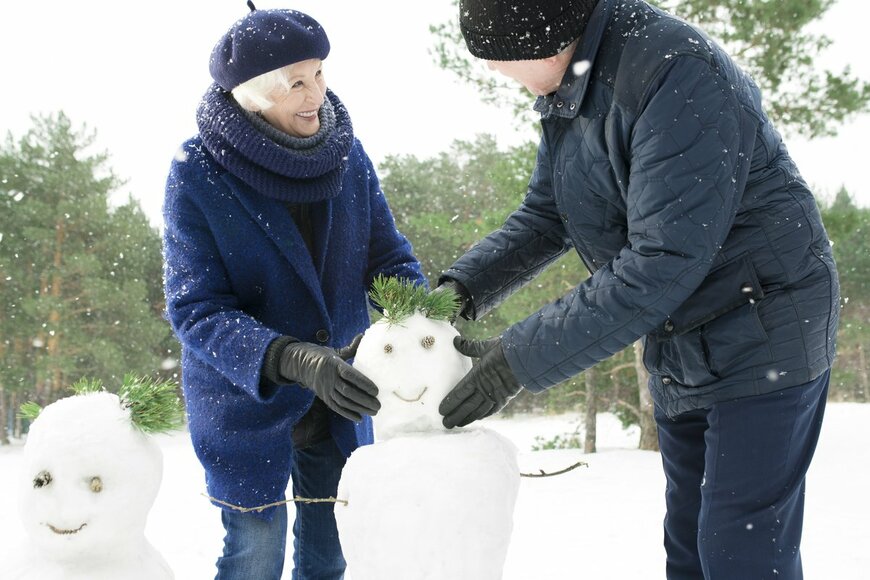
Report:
5,375,184,580
335,277,520,580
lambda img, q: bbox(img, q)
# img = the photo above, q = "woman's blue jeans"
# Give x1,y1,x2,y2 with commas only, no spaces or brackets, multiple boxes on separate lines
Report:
214,437,347,579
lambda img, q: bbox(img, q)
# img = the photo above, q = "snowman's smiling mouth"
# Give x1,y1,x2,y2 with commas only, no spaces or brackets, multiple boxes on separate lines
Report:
392,386,428,403
45,522,87,535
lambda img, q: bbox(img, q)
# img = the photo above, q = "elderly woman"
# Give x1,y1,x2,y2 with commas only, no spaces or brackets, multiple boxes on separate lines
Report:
162,4,425,579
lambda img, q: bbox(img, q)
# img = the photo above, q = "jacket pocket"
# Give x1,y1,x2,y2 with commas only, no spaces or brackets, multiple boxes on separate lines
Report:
644,330,717,387
643,254,771,387
670,253,764,335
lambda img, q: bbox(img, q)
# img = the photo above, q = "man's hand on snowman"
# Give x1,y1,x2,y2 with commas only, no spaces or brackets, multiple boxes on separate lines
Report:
278,336,380,422
432,278,471,324
439,336,522,428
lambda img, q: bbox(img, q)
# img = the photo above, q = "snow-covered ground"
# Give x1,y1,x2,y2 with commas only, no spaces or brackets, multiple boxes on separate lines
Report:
1,404,867,579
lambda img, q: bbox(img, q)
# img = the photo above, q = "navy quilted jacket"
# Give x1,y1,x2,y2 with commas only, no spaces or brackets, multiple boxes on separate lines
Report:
444,0,840,417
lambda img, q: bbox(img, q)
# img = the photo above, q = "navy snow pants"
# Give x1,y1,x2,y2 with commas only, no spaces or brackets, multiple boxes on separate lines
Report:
654,371,829,580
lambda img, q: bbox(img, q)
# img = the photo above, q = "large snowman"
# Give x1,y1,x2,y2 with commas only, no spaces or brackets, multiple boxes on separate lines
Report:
335,277,520,580
4,376,183,580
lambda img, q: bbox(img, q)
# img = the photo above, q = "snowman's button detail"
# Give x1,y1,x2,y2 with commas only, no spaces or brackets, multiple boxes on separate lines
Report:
315,329,330,343
90,476,104,493
421,336,435,349
383,344,393,354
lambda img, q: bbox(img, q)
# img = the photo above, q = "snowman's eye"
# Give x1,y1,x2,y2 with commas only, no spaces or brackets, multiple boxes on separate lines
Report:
33,470,52,488
89,477,103,493
421,336,435,349
383,343,393,354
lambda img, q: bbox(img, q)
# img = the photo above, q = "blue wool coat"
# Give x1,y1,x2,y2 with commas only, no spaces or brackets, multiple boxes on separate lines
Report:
444,0,840,417
163,132,424,513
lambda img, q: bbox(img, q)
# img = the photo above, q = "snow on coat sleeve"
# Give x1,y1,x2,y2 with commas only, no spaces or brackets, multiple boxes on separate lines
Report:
504,54,759,392
162,157,280,401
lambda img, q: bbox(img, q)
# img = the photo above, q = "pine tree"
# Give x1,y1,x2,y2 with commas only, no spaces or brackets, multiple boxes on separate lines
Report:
0,113,174,436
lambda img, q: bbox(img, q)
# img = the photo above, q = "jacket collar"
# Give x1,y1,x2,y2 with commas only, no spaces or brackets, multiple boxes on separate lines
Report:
534,0,614,120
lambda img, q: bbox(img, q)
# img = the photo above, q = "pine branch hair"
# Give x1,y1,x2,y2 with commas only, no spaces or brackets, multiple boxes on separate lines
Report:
369,275,461,324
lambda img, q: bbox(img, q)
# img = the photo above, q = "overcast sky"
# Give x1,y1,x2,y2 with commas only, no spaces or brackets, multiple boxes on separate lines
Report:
2,0,868,228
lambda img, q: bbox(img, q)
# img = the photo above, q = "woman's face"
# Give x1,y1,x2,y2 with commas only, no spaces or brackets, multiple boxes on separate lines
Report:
260,58,327,138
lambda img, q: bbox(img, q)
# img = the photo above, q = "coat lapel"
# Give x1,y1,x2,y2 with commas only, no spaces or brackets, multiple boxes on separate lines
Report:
310,198,333,284
224,173,329,312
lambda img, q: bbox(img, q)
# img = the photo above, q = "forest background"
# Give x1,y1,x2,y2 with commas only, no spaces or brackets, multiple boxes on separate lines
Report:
1,0,868,451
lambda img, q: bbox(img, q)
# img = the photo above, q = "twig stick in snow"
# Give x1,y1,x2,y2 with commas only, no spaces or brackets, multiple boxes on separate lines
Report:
202,493,348,513
520,460,588,478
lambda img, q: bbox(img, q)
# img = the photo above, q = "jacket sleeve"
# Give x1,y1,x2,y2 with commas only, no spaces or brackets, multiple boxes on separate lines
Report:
503,53,759,392
362,149,427,290
441,138,573,319
163,158,281,401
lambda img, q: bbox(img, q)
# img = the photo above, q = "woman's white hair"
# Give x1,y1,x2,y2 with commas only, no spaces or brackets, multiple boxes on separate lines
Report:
231,64,296,112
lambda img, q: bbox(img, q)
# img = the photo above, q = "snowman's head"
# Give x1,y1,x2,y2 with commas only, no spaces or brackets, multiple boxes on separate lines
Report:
354,312,472,439
18,391,164,561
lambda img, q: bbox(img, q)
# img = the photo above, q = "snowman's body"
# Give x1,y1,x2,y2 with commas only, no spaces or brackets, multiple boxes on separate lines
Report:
5,542,173,580
336,312,520,580
5,392,173,580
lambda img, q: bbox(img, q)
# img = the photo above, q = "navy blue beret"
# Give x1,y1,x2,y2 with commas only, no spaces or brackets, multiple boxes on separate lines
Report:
209,7,330,91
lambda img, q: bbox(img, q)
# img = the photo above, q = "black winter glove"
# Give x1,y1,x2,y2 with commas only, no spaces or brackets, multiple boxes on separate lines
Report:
433,278,471,324
278,335,380,422
439,336,522,428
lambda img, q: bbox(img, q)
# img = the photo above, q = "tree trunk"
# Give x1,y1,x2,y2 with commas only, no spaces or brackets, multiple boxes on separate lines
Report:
634,341,659,451
46,218,65,399
0,385,9,445
584,367,597,454
857,343,869,403
10,391,22,438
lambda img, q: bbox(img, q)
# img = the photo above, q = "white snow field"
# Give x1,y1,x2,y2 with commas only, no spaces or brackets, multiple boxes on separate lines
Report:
1,404,868,579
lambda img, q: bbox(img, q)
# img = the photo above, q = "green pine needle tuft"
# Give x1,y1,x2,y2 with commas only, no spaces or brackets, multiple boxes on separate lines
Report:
119,374,185,434
369,275,461,324
18,401,42,422
70,377,105,395
17,376,184,433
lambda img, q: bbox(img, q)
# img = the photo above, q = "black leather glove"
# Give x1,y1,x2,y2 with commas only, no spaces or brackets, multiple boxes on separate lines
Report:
278,335,380,422
439,336,522,428
433,278,470,324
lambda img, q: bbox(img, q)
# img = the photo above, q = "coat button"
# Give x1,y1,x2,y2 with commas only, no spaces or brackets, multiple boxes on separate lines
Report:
662,377,672,385
315,329,330,343
663,319,675,333
740,283,754,294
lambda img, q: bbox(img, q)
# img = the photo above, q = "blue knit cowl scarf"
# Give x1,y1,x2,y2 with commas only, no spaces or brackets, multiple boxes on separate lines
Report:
196,83,354,202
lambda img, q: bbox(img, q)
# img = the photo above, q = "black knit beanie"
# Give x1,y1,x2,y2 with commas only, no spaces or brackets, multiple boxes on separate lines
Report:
459,0,599,61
